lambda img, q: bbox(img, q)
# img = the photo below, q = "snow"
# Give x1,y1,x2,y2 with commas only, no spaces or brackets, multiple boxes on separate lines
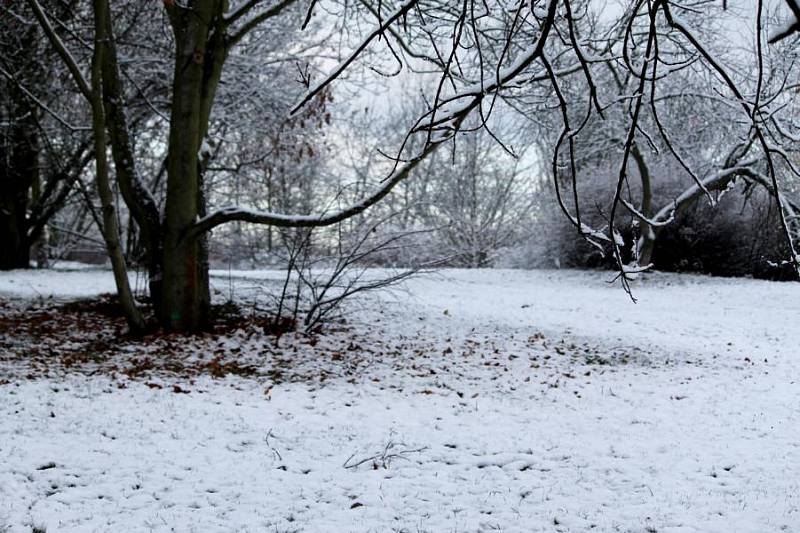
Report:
199,138,212,160
1,268,799,532
388,269,800,359
770,15,799,43
0,266,148,300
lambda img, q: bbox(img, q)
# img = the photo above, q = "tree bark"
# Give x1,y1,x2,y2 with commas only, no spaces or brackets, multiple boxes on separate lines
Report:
160,1,227,330
92,0,163,316
0,197,31,270
0,116,35,269
631,145,656,266
0,19,40,270
91,0,146,333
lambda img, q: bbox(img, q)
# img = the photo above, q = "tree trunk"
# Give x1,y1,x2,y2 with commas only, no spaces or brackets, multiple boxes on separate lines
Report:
91,0,146,333
0,58,39,270
159,1,226,330
161,76,206,330
0,199,31,269
631,145,656,267
638,237,656,269
0,129,32,269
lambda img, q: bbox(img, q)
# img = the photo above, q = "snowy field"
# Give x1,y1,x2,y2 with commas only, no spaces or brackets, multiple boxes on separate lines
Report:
1,267,799,532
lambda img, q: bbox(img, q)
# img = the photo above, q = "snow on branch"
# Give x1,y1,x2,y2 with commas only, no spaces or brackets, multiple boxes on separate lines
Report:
25,0,92,101
226,0,300,47
194,0,561,237
289,0,418,115
191,150,430,235
769,0,800,43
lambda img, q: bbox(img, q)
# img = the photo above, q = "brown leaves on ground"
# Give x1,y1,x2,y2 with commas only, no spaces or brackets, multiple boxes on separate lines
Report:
0,295,343,385
0,295,653,395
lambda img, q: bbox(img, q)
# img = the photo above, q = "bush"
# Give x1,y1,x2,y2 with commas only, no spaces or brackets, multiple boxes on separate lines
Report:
520,181,797,281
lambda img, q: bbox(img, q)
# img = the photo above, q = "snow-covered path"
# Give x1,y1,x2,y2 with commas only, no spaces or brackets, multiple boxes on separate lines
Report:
1,269,799,532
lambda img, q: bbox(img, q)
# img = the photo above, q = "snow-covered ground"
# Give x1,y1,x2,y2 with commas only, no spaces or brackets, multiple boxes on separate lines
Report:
1,268,799,532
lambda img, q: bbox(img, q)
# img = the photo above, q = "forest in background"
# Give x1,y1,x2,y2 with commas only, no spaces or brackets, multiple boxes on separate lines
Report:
2,0,799,332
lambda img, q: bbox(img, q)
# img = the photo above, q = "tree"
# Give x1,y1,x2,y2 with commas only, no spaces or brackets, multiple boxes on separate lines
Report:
273,0,800,283
0,3,92,269
412,120,536,267
23,0,293,329
25,0,800,330
528,15,800,274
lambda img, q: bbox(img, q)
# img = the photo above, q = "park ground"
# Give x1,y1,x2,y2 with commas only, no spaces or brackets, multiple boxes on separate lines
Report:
0,266,799,532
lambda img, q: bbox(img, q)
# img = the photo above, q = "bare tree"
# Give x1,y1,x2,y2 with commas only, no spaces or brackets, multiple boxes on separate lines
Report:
415,120,537,267
0,2,93,269
22,0,800,331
